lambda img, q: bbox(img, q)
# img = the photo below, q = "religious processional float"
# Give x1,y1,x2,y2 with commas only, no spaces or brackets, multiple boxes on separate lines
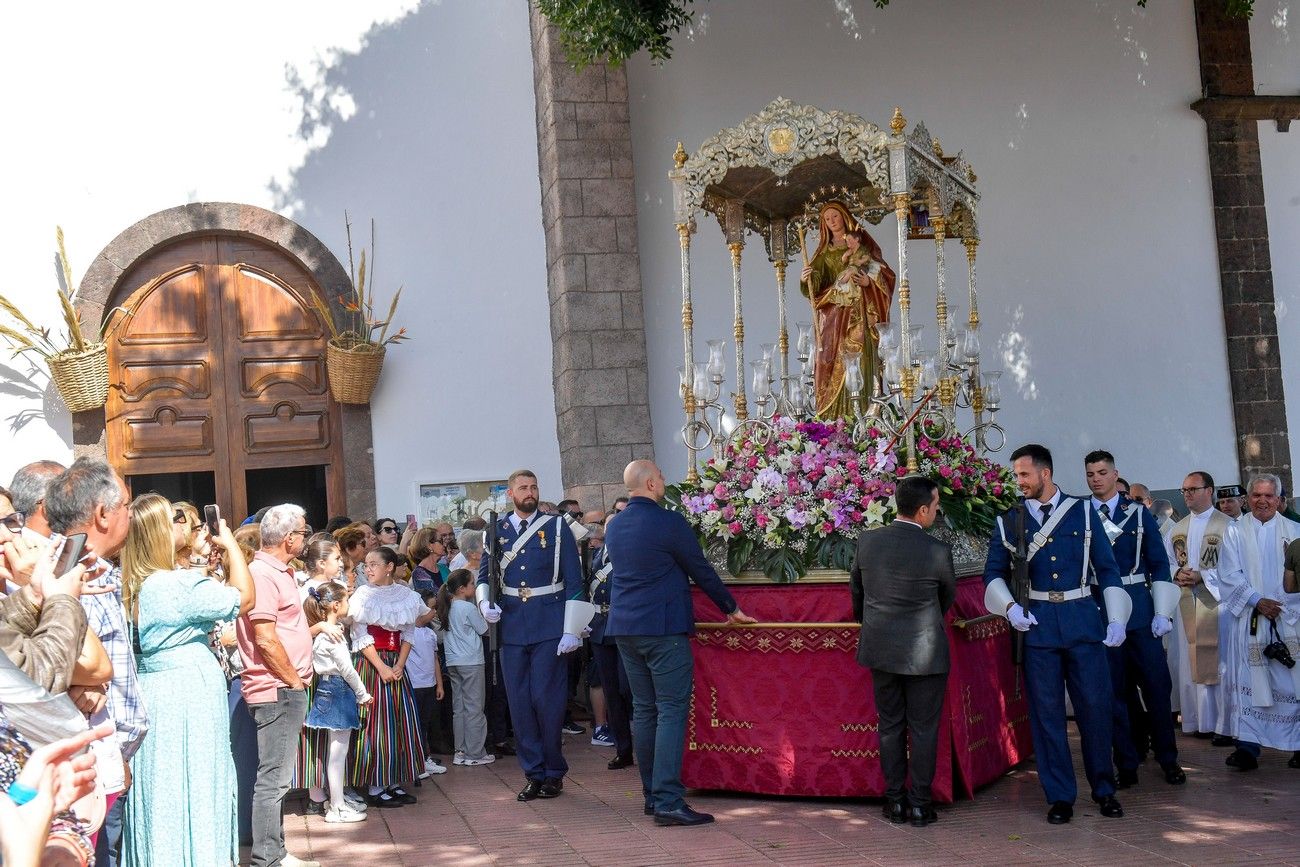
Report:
664,98,1018,582
666,99,1034,802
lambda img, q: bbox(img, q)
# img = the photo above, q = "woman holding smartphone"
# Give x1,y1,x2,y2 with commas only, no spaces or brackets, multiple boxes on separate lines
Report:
119,493,255,867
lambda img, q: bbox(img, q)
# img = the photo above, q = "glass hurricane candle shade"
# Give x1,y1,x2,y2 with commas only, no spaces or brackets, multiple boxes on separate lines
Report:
750,360,772,398
981,369,1002,409
706,339,727,377
877,322,899,354
842,352,864,396
962,327,980,363
693,362,718,404
796,321,814,360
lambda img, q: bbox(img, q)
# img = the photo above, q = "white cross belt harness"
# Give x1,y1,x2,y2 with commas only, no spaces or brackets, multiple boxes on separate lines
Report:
1026,587,1091,602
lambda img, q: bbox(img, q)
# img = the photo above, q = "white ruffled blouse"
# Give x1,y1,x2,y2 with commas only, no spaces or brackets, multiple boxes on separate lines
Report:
348,582,430,652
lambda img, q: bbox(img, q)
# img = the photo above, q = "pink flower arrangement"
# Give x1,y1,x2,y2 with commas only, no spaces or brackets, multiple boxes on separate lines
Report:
679,416,898,553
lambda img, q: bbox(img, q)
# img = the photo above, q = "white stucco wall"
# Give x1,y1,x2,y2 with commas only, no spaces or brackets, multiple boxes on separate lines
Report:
1254,5,1300,493
627,0,1258,494
0,0,563,515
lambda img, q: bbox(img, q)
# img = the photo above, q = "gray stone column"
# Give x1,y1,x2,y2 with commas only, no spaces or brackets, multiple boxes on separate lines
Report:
1191,0,1292,494
529,7,654,511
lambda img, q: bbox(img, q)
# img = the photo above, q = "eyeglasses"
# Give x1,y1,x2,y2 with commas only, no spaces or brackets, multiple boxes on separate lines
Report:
1180,485,1211,495
0,512,25,532
173,510,188,524
289,526,314,538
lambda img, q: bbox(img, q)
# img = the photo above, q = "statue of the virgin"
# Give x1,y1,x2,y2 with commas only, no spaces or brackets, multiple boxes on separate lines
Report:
799,201,897,419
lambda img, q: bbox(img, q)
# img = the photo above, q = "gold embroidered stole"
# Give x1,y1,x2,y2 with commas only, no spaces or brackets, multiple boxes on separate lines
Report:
1170,509,1230,684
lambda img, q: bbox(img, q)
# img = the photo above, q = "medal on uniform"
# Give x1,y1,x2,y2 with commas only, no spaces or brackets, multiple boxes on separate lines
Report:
539,530,547,549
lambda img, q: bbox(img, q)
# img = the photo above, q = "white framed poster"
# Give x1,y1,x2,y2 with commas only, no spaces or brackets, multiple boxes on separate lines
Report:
416,480,509,527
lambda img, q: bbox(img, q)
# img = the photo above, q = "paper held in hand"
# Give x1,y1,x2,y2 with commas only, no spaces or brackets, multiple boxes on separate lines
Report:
564,600,597,635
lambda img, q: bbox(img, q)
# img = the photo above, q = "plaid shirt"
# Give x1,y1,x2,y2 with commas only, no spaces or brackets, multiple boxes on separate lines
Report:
80,564,149,760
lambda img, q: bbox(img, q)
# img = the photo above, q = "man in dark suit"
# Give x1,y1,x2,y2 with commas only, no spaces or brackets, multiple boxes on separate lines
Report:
850,475,956,828
604,459,756,827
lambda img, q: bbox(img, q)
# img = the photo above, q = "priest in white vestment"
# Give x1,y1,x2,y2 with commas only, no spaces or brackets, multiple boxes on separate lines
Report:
1163,473,1238,735
1217,474,1300,770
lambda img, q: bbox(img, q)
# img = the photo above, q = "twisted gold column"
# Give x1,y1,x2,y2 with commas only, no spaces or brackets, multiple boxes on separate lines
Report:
729,241,748,421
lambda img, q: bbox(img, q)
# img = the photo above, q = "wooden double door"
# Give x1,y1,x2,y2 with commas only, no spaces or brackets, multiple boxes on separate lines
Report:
107,234,345,527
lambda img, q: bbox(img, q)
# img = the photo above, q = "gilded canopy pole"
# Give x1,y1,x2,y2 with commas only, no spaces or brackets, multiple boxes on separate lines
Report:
964,235,985,451
774,259,790,383
724,198,748,422
888,107,917,472
678,220,700,483
932,211,957,427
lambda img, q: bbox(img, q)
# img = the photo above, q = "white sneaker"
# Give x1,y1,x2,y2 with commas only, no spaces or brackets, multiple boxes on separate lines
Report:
452,751,466,766
281,855,322,867
324,805,367,824
342,793,368,812
460,754,496,766
424,757,448,775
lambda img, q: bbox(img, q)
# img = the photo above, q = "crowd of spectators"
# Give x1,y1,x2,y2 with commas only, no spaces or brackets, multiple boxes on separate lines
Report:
0,460,629,866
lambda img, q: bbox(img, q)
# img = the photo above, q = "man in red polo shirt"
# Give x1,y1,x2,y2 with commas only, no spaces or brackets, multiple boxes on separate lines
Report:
236,504,316,867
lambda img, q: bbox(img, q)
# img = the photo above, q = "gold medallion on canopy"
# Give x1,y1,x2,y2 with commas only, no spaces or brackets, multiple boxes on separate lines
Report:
668,98,1003,480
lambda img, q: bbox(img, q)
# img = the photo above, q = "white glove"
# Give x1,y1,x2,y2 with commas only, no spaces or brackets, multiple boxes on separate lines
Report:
1151,615,1173,638
1007,604,1037,632
1103,621,1126,647
556,633,582,655
479,601,502,624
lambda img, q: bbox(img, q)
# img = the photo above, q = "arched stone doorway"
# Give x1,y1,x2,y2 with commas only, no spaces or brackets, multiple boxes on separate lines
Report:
74,203,376,523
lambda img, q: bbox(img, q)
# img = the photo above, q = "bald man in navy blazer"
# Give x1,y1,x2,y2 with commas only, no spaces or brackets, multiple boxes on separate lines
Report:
604,459,755,827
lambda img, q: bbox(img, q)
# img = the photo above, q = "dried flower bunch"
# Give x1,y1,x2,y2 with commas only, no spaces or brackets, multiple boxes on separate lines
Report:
310,214,409,352
0,228,130,361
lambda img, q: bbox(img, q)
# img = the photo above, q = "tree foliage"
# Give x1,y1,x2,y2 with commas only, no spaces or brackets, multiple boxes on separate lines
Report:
537,0,1255,69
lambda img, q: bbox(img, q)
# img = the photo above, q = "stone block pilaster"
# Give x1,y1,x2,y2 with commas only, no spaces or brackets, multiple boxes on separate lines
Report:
1192,0,1292,494
529,8,653,512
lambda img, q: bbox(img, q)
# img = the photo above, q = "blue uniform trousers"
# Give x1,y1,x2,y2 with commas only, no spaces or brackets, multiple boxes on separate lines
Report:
617,634,694,813
1108,628,1177,771
1024,640,1116,804
501,639,568,781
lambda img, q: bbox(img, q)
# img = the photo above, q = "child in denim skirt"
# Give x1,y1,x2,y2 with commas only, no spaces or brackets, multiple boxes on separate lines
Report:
303,582,372,823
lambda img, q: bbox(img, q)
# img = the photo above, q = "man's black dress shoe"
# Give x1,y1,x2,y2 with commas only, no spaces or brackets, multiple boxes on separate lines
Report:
608,752,635,770
1225,749,1258,770
1095,795,1123,818
1161,763,1187,785
882,799,907,824
1289,751,1300,769
538,778,563,798
653,805,715,826
517,780,544,802
1211,734,1235,747
909,806,938,827
1116,768,1139,789
1046,802,1073,824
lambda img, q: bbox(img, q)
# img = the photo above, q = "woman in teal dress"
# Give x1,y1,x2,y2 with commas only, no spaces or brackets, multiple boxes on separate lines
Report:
120,493,254,867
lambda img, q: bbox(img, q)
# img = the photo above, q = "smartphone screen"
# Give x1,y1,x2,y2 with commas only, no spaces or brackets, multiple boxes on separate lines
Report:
406,513,416,526
204,504,221,536
53,533,88,576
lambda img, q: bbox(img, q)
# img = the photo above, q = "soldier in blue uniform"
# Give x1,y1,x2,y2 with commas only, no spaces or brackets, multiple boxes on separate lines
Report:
983,444,1131,825
587,525,634,769
1084,450,1185,787
476,469,584,801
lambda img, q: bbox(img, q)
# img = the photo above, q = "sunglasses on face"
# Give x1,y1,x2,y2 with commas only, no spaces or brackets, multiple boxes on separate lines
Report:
379,525,398,534
1,512,25,532
173,510,188,525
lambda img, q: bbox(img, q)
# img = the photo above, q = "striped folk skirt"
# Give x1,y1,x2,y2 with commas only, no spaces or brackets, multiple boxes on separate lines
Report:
350,649,427,787
291,679,329,790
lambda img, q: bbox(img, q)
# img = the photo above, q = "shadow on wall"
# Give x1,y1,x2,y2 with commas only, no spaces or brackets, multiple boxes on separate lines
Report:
1,358,71,445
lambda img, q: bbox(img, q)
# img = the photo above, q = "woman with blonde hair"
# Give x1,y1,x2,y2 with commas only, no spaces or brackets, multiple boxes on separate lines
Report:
119,493,254,867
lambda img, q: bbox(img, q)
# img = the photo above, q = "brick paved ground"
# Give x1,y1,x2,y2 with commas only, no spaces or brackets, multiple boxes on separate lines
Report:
278,730,1300,866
